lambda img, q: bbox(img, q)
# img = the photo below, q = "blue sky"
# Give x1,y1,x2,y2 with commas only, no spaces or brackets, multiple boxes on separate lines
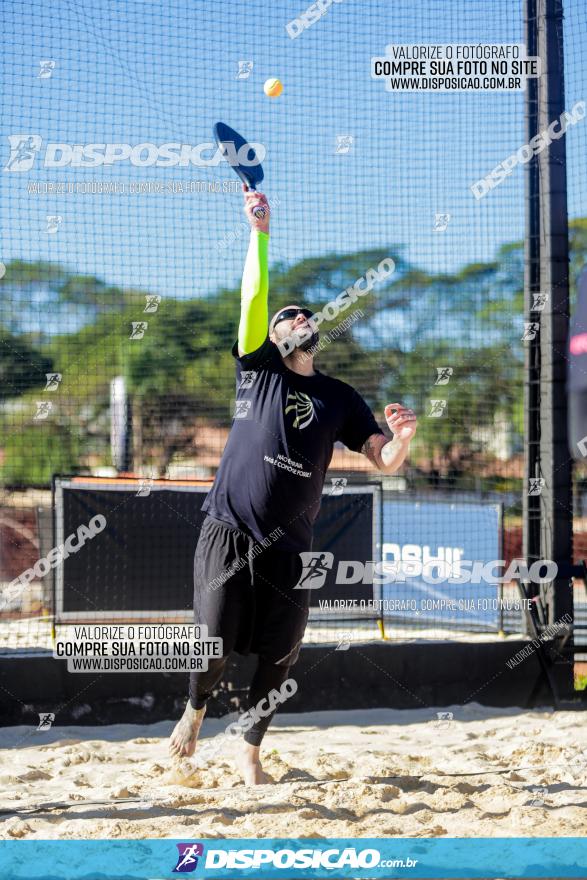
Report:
1,0,585,303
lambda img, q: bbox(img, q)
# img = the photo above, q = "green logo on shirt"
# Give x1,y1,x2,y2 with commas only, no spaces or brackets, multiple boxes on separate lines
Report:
285,390,315,430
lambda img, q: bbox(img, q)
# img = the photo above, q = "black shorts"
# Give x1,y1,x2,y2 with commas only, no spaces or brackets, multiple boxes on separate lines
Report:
193,515,310,665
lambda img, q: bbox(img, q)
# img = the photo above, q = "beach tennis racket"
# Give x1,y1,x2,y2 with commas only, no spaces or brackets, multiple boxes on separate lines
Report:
213,121,266,219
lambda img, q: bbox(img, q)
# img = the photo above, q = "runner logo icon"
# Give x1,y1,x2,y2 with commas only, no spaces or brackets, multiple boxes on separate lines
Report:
173,843,204,873
294,552,334,589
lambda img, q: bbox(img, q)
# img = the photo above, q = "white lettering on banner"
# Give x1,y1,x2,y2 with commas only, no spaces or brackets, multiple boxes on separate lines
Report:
205,846,382,870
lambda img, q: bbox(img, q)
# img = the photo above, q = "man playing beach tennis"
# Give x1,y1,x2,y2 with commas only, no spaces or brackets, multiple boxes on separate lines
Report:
169,186,418,784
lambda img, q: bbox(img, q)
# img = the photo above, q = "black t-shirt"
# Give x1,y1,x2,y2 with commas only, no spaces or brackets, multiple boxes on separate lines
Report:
201,337,384,551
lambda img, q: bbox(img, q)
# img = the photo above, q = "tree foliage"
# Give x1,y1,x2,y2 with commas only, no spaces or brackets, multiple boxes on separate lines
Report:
1,219,586,484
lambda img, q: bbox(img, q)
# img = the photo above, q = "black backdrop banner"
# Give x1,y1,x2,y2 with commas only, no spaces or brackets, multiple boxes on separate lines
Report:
53,478,379,621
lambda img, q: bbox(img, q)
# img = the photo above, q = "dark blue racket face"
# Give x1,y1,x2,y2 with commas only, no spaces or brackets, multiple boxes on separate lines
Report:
213,122,264,188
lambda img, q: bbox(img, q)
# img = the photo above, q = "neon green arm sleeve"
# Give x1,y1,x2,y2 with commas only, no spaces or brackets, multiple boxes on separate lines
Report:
238,230,269,354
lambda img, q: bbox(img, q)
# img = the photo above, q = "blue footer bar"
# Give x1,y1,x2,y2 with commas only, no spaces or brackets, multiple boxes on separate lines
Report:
0,837,586,879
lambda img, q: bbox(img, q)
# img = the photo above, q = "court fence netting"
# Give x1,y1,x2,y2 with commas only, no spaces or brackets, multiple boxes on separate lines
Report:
1,0,586,668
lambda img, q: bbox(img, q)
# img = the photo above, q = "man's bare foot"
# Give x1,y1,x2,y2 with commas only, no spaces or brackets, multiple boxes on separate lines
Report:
168,703,206,758
239,742,274,786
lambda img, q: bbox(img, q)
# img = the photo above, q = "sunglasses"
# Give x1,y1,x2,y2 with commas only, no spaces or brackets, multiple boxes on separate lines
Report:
272,307,314,329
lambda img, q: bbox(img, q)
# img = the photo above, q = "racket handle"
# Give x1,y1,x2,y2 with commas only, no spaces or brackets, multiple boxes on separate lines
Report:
248,183,266,220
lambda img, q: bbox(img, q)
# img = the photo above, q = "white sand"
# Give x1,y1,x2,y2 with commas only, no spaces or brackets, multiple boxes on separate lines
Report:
1,705,586,840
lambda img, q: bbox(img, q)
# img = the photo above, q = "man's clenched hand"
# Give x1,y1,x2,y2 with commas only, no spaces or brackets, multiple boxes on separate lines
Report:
243,184,270,234
384,403,418,442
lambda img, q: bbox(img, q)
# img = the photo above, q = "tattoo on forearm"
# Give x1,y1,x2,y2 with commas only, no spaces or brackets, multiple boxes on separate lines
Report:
361,436,376,459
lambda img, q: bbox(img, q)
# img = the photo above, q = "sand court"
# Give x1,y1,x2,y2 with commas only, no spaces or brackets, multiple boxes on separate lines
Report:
1,704,586,841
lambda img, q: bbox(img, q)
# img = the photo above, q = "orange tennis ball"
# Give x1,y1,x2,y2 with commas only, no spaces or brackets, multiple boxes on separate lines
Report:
264,77,283,98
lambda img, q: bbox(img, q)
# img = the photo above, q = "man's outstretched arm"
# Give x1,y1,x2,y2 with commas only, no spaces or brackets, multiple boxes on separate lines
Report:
238,187,270,357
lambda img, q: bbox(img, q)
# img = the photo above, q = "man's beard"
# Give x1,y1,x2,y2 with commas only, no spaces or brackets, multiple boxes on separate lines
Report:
298,330,319,352
292,326,319,353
